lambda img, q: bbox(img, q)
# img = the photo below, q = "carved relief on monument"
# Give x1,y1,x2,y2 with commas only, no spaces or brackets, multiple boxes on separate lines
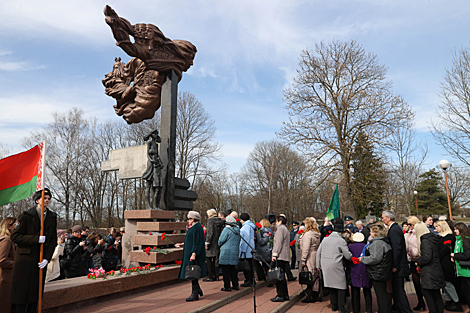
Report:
102,5,196,124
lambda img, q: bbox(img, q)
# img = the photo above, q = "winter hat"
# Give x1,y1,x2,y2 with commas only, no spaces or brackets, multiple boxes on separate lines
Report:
352,232,365,243
72,225,82,232
332,217,344,232
240,213,250,221
225,216,236,225
187,211,201,221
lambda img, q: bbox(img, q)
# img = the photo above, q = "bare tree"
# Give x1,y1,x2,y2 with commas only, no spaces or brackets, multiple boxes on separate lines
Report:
176,92,222,185
432,46,470,167
439,165,470,214
281,40,414,218
0,143,10,159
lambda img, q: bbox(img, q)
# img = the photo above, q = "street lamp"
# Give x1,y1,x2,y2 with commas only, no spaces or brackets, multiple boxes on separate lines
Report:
439,159,453,220
414,190,418,216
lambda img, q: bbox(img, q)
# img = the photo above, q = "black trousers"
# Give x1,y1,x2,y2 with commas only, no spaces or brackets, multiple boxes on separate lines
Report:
242,258,254,285
459,277,470,306
272,260,289,297
351,286,372,313
329,288,346,308
283,260,295,280
15,302,37,313
392,274,413,313
191,279,200,293
422,288,444,313
206,256,218,280
304,283,319,300
371,280,391,313
290,246,296,268
221,264,239,289
254,260,269,281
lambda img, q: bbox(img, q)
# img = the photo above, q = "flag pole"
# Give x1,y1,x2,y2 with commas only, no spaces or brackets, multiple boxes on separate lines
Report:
38,141,46,313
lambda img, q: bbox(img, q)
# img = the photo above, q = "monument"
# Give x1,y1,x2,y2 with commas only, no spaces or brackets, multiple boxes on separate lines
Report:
101,6,197,268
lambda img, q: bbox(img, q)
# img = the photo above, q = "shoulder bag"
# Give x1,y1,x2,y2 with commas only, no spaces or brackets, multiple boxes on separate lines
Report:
267,261,285,283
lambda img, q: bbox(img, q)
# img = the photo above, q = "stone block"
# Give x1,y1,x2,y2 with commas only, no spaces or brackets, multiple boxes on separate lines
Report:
130,248,183,263
101,145,147,179
124,210,175,220
136,222,187,231
134,234,185,245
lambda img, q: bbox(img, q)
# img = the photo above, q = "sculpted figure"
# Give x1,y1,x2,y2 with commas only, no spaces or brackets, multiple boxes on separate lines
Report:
102,6,197,124
142,129,164,209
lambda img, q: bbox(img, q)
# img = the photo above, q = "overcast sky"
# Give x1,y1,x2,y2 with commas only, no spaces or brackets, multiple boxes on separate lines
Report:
1,0,469,172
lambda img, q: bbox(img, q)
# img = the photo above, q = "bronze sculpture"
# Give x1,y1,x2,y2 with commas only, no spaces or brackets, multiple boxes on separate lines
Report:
142,129,164,209
103,5,197,124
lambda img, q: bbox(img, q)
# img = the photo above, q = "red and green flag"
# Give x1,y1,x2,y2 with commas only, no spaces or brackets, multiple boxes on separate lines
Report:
0,142,45,206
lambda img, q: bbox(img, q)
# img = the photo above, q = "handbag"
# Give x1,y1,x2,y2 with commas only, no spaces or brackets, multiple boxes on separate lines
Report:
185,261,202,280
267,261,285,283
236,252,251,272
299,265,313,285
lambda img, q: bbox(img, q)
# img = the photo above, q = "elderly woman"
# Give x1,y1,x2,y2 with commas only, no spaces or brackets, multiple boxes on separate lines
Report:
176,211,206,301
204,208,222,282
218,216,241,291
0,217,16,313
435,220,462,311
349,232,372,313
406,216,425,310
415,222,445,313
317,217,352,312
271,214,291,302
359,223,392,313
299,217,321,303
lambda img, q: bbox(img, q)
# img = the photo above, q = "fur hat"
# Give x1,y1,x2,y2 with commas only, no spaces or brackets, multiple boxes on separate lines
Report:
187,211,201,221
72,225,82,232
352,232,365,243
333,217,344,232
240,213,250,221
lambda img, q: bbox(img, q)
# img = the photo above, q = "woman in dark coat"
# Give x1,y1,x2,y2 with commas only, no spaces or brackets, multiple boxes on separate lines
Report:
10,189,57,313
176,211,206,301
0,217,16,313
349,232,372,313
436,220,463,311
102,232,121,272
415,222,446,313
253,218,272,282
204,209,222,281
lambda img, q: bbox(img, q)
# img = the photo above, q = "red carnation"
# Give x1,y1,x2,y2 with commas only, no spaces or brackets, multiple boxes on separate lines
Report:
298,229,305,235
352,257,360,265
290,240,296,247
256,222,262,229
236,219,240,222
444,240,452,245
328,230,332,234
403,230,406,234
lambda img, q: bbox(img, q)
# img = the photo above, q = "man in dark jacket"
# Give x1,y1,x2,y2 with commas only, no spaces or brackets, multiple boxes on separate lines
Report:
204,209,223,281
10,189,57,313
64,225,88,278
290,221,299,269
382,210,413,313
355,221,370,243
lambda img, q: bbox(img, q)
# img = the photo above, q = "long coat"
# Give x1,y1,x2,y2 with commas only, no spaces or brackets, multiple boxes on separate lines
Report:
316,232,352,289
10,207,57,304
299,230,320,274
218,226,241,266
272,224,290,262
205,216,223,258
0,235,15,313
387,222,410,277
437,233,456,283
348,242,371,288
239,220,256,258
45,243,64,282
178,223,207,279
416,233,446,290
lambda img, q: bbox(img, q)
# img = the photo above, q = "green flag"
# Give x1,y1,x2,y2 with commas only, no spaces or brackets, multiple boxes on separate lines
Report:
326,184,340,220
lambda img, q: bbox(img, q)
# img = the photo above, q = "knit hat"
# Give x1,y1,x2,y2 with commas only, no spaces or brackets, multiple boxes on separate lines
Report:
332,218,344,232
225,216,236,225
72,225,82,232
240,213,250,221
352,232,365,243
187,211,201,221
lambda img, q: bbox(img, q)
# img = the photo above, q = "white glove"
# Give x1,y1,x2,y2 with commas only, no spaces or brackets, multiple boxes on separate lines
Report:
38,259,48,269
39,236,46,243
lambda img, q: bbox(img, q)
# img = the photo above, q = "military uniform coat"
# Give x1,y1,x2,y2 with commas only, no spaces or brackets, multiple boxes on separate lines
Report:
178,222,207,279
10,207,57,304
316,232,352,290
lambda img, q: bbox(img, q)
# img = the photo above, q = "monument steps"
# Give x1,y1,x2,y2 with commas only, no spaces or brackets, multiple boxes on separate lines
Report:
130,247,183,263
137,221,187,231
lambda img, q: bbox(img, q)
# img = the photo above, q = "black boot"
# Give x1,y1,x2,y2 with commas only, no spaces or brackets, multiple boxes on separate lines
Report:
412,279,425,311
447,301,464,312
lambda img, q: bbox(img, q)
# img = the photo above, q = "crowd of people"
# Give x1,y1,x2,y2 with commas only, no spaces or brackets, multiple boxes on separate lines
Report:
0,189,126,313
2,191,470,313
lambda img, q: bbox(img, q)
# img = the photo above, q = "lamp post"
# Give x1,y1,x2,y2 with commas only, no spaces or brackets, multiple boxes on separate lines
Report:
414,190,418,216
439,159,453,220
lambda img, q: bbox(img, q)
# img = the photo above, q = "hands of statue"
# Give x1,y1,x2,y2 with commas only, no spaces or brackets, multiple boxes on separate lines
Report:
38,260,48,269
39,236,46,243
